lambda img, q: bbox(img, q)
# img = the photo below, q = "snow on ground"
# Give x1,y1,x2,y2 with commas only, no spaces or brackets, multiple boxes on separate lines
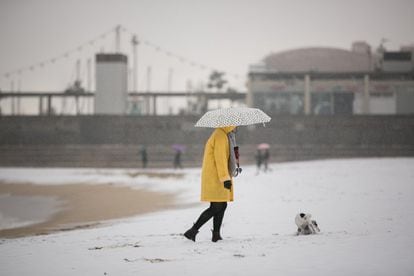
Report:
1,158,414,276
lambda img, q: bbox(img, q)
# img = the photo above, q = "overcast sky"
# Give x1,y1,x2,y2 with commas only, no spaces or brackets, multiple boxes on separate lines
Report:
0,0,413,93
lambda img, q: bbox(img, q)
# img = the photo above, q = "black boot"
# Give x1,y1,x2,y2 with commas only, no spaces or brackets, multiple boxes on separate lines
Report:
184,227,198,242
212,230,223,242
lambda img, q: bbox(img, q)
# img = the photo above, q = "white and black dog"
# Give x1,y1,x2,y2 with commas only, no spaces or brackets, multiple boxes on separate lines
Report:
295,213,320,235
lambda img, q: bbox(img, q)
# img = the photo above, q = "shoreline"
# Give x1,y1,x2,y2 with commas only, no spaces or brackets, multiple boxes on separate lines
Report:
0,182,177,239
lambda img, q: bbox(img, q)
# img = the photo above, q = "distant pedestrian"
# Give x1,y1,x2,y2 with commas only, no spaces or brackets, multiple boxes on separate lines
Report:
139,146,148,169
172,144,186,169
173,149,182,169
263,148,270,172
255,149,263,174
256,143,270,173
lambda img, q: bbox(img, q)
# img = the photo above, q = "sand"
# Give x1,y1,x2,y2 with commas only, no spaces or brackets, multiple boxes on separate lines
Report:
0,182,177,238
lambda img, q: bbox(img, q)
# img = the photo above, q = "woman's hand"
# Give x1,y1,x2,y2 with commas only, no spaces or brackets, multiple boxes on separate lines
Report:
224,180,232,190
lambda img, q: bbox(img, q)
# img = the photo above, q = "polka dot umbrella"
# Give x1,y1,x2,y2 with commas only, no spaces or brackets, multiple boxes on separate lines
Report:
195,107,271,128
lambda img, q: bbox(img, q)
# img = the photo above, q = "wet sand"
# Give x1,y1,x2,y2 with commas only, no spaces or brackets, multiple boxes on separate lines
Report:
0,182,177,238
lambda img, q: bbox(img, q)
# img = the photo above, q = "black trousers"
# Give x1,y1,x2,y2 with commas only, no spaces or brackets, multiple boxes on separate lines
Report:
193,202,227,232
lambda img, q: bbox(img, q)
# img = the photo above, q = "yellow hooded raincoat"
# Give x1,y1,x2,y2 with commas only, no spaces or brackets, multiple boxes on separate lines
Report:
201,126,235,202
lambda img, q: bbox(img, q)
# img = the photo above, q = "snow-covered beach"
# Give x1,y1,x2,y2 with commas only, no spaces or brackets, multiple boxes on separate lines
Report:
1,158,414,275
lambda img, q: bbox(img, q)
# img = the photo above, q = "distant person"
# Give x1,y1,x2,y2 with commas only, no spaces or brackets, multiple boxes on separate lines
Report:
139,146,148,168
255,149,263,174
263,148,270,172
173,149,182,169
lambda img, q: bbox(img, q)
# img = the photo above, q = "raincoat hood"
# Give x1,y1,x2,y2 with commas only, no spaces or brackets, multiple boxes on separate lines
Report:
219,126,236,134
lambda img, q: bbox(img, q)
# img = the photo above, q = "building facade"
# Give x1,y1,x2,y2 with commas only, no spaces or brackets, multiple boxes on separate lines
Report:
248,43,414,115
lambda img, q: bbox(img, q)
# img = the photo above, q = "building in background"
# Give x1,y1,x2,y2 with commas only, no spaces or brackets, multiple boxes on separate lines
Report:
247,42,414,115
95,54,128,114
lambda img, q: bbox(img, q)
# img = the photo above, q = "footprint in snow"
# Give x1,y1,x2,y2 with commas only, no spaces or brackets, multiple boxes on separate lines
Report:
88,243,140,250
124,258,173,263
233,254,245,258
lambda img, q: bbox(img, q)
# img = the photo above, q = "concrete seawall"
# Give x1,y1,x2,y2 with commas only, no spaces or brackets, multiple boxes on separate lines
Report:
1,115,413,168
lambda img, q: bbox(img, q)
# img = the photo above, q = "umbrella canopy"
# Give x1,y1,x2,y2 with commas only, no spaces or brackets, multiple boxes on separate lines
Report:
257,143,270,150
172,144,186,152
195,107,271,128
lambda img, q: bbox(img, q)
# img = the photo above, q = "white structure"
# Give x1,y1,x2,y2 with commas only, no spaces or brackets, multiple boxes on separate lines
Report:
95,54,128,114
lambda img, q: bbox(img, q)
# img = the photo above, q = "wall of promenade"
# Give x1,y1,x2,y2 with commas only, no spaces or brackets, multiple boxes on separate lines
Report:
1,115,413,168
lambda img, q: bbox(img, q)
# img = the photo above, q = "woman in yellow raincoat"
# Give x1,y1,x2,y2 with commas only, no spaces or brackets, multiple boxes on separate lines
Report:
184,126,237,242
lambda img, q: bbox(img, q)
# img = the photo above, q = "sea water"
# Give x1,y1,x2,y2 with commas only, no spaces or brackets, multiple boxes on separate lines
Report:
0,194,63,230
